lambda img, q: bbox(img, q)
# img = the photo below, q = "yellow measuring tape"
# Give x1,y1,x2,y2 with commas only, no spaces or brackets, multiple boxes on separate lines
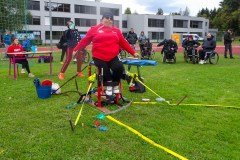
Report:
74,74,96,126
132,102,240,109
107,115,188,160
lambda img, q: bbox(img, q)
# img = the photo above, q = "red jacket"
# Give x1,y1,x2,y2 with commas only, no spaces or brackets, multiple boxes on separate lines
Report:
74,23,135,61
7,45,24,57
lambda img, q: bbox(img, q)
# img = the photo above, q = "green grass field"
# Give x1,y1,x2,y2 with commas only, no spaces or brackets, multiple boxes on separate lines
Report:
0,52,239,160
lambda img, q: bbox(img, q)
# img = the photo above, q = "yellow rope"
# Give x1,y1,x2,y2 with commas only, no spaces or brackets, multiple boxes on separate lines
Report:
107,115,188,160
74,74,96,126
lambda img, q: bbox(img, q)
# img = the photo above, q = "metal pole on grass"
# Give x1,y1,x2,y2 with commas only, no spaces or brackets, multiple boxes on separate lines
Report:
49,0,53,51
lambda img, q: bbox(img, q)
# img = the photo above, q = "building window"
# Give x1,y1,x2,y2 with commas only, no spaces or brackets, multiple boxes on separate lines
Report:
52,17,71,26
190,21,202,28
45,2,70,12
28,1,40,10
45,31,65,40
148,32,164,41
122,20,127,28
114,20,119,27
75,5,96,14
173,20,188,28
100,7,119,16
28,16,40,25
205,22,208,26
75,18,97,27
148,19,164,28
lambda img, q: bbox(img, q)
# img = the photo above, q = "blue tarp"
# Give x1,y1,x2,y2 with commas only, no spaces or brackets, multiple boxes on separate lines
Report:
121,59,157,66
90,59,157,66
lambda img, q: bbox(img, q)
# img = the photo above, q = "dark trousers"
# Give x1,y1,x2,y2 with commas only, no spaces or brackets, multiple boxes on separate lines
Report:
15,59,31,73
199,49,212,60
93,56,124,86
60,47,67,62
224,43,232,57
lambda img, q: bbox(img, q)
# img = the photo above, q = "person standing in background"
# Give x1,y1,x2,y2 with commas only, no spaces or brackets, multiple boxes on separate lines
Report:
58,21,84,80
3,30,11,60
224,29,234,59
58,32,67,64
138,31,147,55
126,28,138,51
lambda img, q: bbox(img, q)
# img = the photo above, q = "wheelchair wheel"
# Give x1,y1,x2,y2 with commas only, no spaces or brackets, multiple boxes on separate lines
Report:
119,50,127,59
209,51,219,64
82,51,90,64
173,55,176,63
150,50,155,60
162,53,166,63
183,50,189,63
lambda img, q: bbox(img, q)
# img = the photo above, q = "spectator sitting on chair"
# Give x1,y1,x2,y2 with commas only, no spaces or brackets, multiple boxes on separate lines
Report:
198,33,216,64
73,11,140,96
182,35,200,60
7,38,35,78
157,39,178,58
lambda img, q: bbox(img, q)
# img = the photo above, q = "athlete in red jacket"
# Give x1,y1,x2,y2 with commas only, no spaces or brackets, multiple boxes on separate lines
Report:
73,12,140,95
7,38,35,78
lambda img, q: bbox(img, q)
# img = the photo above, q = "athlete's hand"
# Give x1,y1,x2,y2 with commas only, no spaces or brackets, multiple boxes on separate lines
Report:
134,53,141,59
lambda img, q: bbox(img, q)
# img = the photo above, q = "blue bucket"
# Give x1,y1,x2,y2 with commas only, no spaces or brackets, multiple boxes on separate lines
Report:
36,86,51,99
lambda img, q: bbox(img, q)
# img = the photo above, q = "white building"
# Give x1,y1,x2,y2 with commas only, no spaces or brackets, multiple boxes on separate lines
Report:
26,0,213,44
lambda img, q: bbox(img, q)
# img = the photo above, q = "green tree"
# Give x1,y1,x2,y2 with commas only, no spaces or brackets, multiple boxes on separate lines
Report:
0,0,28,32
156,8,163,15
197,0,240,34
124,7,132,14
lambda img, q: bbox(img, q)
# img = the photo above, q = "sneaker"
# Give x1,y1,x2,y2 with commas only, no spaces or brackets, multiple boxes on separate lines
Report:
21,69,26,74
203,60,207,64
224,56,228,58
113,86,120,94
58,73,64,80
105,86,113,96
60,62,64,65
77,72,84,77
28,73,35,78
199,60,203,64
230,57,234,59
73,58,77,63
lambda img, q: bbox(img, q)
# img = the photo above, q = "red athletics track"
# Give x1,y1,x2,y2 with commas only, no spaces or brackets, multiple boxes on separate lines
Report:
0,44,239,55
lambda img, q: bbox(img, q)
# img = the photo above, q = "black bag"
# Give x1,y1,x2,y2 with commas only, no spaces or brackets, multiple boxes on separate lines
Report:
126,74,146,93
38,57,53,63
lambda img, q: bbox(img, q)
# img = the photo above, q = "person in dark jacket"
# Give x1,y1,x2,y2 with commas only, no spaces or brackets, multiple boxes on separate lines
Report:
157,39,178,59
198,33,216,64
224,29,234,58
125,28,138,50
58,32,67,64
58,21,83,80
182,35,200,60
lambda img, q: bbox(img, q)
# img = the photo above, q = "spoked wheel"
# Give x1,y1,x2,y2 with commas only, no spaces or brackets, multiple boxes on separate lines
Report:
209,51,219,64
173,55,176,63
162,53,166,63
82,51,90,64
183,50,189,63
150,50,155,60
119,50,127,59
